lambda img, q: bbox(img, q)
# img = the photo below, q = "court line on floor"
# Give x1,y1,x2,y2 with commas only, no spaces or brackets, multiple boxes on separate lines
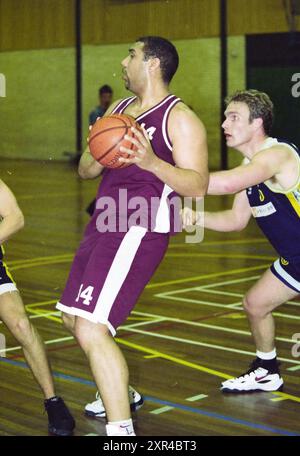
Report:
130,310,298,346
119,325,300,366
0,356,297,436
156,293,300,322
147,264,270,289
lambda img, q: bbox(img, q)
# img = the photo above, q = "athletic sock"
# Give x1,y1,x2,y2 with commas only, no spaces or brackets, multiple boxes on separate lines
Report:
256,349,278,371
256,349,277,360
106,419,135,436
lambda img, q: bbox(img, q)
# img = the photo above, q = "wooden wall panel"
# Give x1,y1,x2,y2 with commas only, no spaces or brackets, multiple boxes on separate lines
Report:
94,0,219,44
228,0,289,35
0,0,75,51
0,0,293,51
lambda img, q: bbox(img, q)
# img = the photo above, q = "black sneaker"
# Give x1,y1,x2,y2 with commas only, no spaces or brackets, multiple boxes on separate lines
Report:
44,396,75,436
221,357,284,393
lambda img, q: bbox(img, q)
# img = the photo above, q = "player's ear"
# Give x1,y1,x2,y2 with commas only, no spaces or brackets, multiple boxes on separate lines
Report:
252,117,263,131
148,57,161,74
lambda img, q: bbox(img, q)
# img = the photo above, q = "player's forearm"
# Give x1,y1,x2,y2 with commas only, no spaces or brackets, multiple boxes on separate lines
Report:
151,158,208,197
204,210,242,232
78,147,104,179
208,172,242,195
0,211,24,244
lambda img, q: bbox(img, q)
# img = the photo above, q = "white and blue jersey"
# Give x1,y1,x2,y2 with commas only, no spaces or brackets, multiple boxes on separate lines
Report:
246,137,300,292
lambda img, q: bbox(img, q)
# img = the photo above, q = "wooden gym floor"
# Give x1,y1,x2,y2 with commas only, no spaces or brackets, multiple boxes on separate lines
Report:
0,159,299,436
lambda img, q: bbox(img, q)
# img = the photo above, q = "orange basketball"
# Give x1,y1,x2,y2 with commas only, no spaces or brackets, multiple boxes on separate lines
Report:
88,114,142,169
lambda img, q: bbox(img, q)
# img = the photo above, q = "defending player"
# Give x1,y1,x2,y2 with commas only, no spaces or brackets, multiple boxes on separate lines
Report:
56,36,208,436
182,90,300,393
0,179,75,435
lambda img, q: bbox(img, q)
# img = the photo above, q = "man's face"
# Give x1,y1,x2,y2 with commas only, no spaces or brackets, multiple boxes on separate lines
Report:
121,42,148,92
222,102,258,149
99,92,112,109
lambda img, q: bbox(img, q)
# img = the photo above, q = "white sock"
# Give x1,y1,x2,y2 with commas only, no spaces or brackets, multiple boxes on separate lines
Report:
256,348,277,360
106,419,135,436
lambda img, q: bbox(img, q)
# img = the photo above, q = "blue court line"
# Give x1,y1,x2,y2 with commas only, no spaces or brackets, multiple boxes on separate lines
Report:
1,357,298,436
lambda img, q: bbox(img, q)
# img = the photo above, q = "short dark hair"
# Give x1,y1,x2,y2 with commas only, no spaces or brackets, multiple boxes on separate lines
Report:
99,85,113,96
136,36,179,84
225,89,274,135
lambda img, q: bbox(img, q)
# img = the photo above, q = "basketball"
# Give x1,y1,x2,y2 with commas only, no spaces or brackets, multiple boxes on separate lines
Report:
88,114,142,169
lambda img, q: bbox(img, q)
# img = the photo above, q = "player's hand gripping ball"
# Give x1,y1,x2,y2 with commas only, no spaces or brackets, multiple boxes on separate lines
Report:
88,114,143,169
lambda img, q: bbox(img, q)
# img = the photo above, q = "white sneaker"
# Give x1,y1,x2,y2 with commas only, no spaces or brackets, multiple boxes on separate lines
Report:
85,386,144,418
221,359,284,393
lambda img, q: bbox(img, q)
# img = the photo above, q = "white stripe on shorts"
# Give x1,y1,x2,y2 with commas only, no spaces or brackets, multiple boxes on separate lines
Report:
93,225,147,332
0,283,18,296
56,226,147,336
273,259,300,292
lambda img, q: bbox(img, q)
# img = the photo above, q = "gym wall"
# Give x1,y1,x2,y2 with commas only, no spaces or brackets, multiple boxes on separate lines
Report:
0,0,289,167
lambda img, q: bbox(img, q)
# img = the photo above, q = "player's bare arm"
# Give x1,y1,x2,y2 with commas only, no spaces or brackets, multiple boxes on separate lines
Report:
78,99,123,179
208,145,296,195
181,190,252,232
0,179,24,244
119,103,209,197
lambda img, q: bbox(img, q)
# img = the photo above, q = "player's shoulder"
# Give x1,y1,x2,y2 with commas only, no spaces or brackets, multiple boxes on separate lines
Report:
255,143,295,163
169,101,206,132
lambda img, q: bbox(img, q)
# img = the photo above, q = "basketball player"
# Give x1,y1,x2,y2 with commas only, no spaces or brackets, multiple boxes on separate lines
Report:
57,36,208,436
0,179,75,435
182,89,300,393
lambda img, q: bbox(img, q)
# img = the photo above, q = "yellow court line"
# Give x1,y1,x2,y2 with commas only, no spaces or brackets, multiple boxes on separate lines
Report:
167,253,275,261
146,264,270,289
116,337,232,380
26,300,57,309
170,238,268,247
115,337,300,404
27,308,62,324
19,191,79,200
8,254,73,266
24,302,300,404
11,258,73,271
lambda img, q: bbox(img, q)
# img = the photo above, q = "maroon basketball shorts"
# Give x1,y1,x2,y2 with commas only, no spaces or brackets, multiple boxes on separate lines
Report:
56,226,169,336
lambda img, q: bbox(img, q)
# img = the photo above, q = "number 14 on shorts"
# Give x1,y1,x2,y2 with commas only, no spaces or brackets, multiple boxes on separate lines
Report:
75,284,94,305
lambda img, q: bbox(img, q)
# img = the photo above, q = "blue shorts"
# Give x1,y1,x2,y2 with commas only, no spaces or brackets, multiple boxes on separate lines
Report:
270,257,300,293
0,260,18,295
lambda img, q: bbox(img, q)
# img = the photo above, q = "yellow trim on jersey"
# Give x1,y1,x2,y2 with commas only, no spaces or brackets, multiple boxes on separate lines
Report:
286,187,300,217
0,245,4,256
264,144,300,194
2,260,16,284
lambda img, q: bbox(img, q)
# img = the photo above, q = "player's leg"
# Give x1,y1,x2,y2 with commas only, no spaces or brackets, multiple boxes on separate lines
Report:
0,290,54,397
221,263,299,393
74,317,134,435
61,308,144,419
0,290,75,435
244,268,297,352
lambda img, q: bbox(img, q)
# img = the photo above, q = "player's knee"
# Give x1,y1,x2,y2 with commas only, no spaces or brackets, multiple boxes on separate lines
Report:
243,295,266,318
62,312,75,333
12,315,33,344
74,320,109,352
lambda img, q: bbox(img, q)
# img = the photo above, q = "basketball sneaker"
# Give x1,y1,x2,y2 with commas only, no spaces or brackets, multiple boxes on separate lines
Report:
221,358,284,393
44,396,75,436
85,386,144,419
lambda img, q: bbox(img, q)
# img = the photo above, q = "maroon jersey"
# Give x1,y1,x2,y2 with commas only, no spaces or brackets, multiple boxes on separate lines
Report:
85,94,181,237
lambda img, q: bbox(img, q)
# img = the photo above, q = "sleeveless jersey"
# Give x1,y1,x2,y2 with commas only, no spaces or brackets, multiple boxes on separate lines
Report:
246,137,300,261
85,94,181,237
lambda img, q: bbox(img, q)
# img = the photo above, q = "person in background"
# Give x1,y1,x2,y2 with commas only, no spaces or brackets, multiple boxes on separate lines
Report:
89,85,113,126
